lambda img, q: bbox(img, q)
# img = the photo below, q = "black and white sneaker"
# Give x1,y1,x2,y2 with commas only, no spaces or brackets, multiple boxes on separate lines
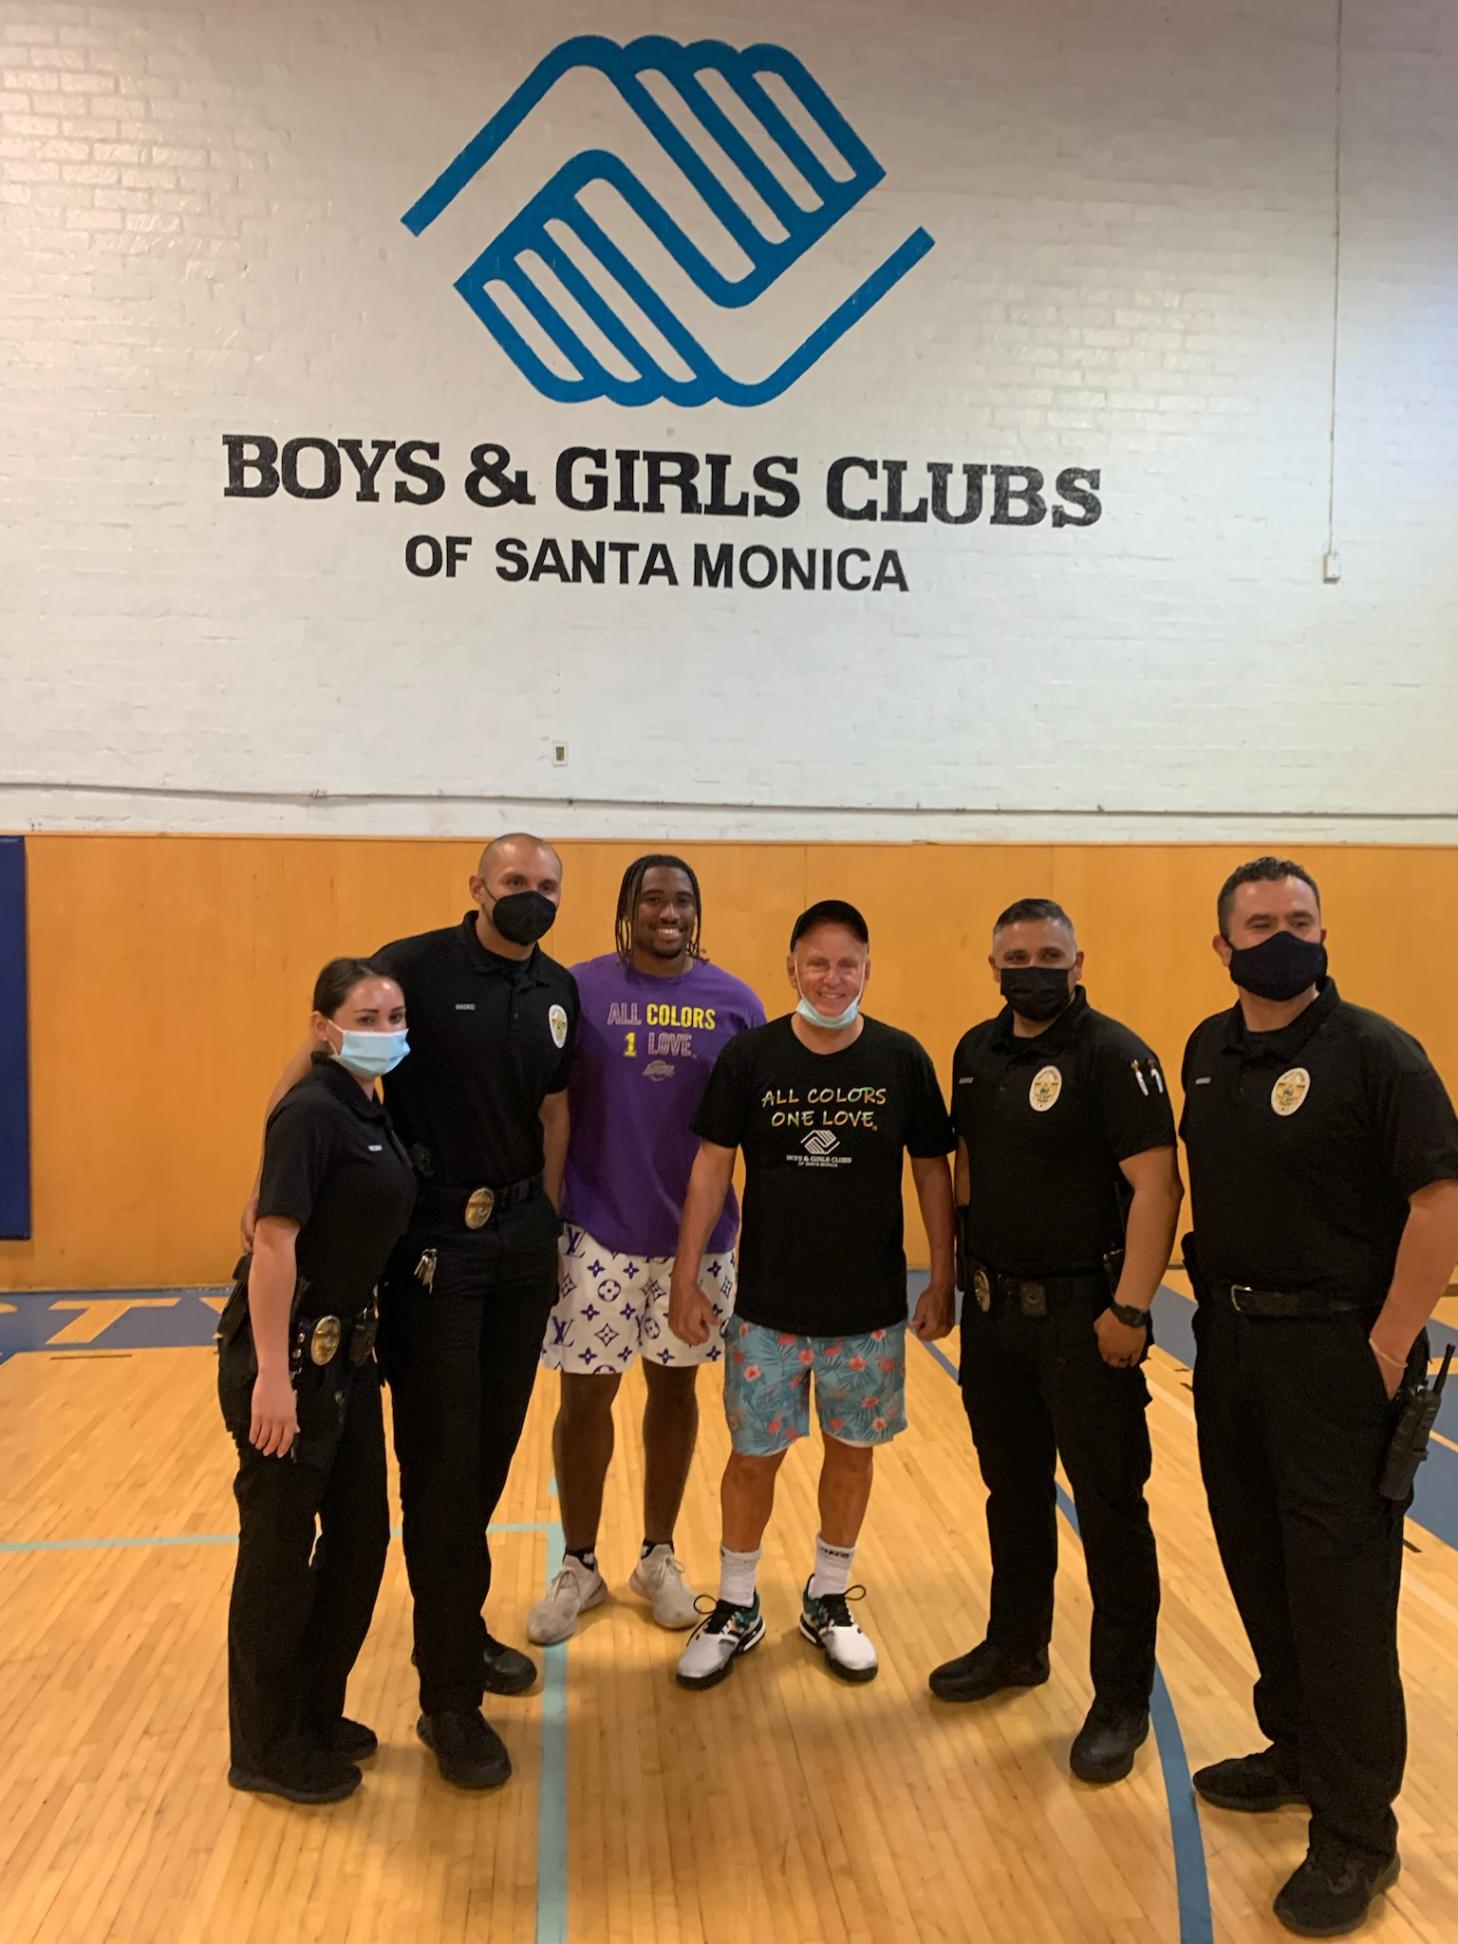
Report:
675,1595,765,1689
799,1581,878,1683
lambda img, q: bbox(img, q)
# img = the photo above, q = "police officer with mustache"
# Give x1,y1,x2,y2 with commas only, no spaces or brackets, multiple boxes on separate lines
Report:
930,897,1183,1788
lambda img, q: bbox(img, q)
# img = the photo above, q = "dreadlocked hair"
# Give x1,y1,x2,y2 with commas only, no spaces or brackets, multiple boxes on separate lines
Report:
614,853,706,965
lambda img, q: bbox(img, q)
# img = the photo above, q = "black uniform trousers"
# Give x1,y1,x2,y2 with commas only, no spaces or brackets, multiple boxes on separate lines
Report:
960,1283,1159,1714
220,1332,389,1776
379,1192,560,1716
1192,1301,1415,1862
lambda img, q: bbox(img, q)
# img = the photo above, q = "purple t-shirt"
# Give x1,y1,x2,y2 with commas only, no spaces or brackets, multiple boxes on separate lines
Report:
562,954,766,1257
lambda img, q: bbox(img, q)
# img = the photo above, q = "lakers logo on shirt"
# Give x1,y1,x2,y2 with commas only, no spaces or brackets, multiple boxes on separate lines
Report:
548,1003,568,1049
1271,1067,1311,1117
1029,1065,1062,1112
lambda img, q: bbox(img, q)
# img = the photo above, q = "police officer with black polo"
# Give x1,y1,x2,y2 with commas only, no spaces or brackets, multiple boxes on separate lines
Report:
929,897,1183,1786
223,956,416,1805
246,833,578,1792
1181,857,1458,1938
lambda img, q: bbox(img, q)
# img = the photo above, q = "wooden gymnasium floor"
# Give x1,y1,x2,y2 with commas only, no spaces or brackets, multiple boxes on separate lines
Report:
2,1280,1457,1944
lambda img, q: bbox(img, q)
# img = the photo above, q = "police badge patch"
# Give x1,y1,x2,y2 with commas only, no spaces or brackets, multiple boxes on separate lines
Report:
309,1316,343,1365
1271,1067,1311,1116
549,1003,568,1049
1029,1065,1063,1112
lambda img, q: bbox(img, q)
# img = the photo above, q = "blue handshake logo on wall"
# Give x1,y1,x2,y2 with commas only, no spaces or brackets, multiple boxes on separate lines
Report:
402,34,934,407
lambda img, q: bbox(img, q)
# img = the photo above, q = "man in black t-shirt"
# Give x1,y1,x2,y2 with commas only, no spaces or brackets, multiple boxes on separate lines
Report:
928,897,1182,1788
667,900,956,1689
1181,857,1458,1939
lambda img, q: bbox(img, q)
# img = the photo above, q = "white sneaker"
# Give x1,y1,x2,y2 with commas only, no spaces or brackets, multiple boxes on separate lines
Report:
628,1546,700,1630
799,1581,878,1683
527,1554,607,1645
675,1596,765,1689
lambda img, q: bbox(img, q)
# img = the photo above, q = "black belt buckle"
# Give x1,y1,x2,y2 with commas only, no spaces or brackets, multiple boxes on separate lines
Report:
1230,1284,1253,1315
1018,1280,1048,1319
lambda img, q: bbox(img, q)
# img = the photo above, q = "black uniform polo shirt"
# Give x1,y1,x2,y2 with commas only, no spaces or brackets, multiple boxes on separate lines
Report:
373,913,579,1187
1180,978,1458,1305
952,987,1176,1277
256,1052,417,1313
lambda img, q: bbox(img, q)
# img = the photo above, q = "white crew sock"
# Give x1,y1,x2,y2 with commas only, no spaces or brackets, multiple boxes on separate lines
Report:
718,1544,762,1608
809,1534,856,1599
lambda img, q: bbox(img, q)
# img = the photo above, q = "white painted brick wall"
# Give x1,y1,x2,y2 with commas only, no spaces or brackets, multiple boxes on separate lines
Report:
1,0,1455,841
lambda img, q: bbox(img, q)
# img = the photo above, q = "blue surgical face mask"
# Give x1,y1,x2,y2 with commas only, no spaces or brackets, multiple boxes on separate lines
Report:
793,967,865,1032
329,1026,409,1079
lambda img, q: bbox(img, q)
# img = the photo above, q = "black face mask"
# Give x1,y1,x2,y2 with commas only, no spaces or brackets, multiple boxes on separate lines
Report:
487,889,558,947
1227,929,1326,1003
999,966,1073,1023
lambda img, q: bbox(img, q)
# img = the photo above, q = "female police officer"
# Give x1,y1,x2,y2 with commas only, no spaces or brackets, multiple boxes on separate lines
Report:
219,958,416,1804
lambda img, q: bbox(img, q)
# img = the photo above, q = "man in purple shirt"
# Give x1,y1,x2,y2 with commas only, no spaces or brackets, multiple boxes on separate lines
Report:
528,855,765,1644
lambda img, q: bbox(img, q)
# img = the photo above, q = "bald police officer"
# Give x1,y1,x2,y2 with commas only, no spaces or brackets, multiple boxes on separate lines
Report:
1182,857,1458,1937
246,834,578,1792
929,897,1183,1786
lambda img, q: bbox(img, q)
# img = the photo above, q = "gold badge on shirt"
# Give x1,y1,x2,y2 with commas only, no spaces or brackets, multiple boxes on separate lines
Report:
1029,1065,1063,1112
1271,1067,1311,1117
548,1003,568,1049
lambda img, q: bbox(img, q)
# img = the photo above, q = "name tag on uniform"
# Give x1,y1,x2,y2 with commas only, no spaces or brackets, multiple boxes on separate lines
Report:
368,1144,383,1152
455,1002,476,1011
1194,1077,1211,1086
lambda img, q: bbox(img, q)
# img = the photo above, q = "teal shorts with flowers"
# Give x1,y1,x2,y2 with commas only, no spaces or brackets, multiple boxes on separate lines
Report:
723,1318,909,1456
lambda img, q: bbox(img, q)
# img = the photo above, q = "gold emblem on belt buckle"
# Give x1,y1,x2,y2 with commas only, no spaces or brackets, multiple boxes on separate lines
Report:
973,1267,992,1313
464,1186,496,1230
309,1315,343,1365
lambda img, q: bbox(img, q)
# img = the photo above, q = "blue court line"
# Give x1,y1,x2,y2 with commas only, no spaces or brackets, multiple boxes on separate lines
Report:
536,1517,568,1944
4,1508,574,1942
917,1334,1214,1944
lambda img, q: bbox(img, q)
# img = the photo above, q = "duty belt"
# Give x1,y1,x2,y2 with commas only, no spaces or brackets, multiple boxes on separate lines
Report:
1212,1282,1370,1318
291,1300,379,1371
415,1173,543,1230
967,1258,1104,1318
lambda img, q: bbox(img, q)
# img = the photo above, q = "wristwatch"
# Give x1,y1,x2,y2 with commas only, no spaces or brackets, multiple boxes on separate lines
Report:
1109,1301,1151,1329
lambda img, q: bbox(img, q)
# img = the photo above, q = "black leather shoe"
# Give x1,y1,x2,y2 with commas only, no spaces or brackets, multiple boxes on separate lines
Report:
311,1716,378,1762
1070,1704,1150,1784
1194,1747,1307,1812
228,1749,361,1805
483,1632,538,1696
1273,1844,1399,1937
928,1640,1050,1703
417,1709,512,1790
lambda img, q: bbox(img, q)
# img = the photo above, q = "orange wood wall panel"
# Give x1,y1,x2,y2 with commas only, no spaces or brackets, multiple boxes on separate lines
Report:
3,836,1455,1292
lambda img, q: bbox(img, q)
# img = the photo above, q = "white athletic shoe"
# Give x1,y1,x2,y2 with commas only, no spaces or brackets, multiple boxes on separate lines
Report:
628,1546,700,1630
527,1553,607,1645
675,1596,765,1689
799,1581,878,1683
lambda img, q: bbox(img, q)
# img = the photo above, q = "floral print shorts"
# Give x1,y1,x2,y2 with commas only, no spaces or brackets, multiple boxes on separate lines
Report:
723,1318,908,1455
